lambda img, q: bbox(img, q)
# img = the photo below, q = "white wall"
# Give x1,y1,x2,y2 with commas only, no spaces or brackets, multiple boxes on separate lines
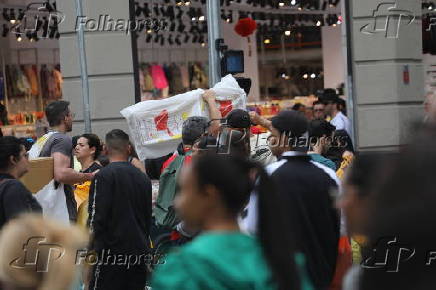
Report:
321,26,345,89
221,21,260,101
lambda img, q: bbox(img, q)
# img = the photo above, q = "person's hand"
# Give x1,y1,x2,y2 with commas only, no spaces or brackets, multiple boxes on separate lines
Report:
202,90,216,104
83,172,97,181
249,111,260,125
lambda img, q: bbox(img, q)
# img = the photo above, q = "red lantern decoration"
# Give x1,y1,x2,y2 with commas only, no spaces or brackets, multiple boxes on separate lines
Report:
234,18,257,57
235,18,257,37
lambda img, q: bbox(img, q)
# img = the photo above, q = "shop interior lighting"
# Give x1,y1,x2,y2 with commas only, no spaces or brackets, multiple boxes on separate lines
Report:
9,9,16,25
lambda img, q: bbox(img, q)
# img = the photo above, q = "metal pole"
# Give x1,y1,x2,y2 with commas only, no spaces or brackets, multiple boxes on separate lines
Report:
341,0,357,146
206,0,222,87
74,0,91,133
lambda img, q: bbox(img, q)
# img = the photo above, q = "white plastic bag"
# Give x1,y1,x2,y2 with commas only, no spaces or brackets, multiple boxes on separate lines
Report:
121,74,246,160
121,89,205,160
35,180,70,224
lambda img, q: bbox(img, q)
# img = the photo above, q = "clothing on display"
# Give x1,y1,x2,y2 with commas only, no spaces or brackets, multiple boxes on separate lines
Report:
40,64,63,100
138,62,208,100
5,64,63,100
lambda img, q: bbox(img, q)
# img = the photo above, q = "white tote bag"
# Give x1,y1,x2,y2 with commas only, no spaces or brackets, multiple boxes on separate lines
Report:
29,132,70,224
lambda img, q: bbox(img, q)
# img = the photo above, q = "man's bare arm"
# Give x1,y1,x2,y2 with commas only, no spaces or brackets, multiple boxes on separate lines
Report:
203,90,222,137
53,152,93,185
249,112,273,132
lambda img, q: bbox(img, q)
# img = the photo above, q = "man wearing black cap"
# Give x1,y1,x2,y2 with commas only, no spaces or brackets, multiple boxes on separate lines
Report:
322,89,351,136
241,110,340,290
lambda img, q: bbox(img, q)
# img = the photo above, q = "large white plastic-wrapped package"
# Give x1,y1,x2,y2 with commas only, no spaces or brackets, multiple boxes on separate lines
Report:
121,75,246,160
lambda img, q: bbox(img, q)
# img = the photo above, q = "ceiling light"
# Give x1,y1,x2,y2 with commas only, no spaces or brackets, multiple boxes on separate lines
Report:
310,73,316,79
264,38,271,44
199,15,205,21
285,30,291,36
279,2,285,7
303,73,308,79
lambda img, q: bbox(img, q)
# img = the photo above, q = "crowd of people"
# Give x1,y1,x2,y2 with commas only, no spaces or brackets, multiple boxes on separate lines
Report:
0,87,435,290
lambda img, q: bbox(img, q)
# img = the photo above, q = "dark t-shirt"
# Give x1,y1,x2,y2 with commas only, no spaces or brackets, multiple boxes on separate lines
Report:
0,174,42,229
88,162,152,255
82,162,102,174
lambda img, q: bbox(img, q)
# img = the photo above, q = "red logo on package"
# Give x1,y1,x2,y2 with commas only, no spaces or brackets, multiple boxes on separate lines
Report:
154,109,173,136
218,101,233,117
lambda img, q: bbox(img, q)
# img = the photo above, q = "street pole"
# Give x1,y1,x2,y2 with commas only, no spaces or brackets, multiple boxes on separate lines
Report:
206,0,222,87
341,0,357,146
74,0,92,133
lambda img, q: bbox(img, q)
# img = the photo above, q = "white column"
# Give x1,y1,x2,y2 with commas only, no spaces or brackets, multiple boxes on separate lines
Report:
57,0,136,137
322,26,345,89
349,0,424,150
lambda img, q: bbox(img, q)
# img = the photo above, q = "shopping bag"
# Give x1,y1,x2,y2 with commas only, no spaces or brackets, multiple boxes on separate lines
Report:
121,89,205,160
121,74,247,160
35,180,70,224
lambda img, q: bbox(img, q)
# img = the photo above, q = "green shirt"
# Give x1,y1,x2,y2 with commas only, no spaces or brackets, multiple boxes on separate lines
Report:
151,232,313,290
310,153,337,171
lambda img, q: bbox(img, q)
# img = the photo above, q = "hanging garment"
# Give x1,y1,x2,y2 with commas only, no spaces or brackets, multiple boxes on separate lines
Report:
151,65,169,89
47,67,56,99
163,64,172,89
6,65,21,97
142,64,154,91
179,64,190,89
169,63,184,94
40,65,50,99
16,66,31,96
190,63,208,89
53,68,63,99
24,65,39,96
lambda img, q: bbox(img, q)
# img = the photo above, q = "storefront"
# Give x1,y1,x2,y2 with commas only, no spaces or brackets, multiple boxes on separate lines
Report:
0,0,63,138
0,0,428,151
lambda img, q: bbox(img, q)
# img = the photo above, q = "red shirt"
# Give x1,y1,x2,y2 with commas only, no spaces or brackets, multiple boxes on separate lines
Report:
160,149,192,173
